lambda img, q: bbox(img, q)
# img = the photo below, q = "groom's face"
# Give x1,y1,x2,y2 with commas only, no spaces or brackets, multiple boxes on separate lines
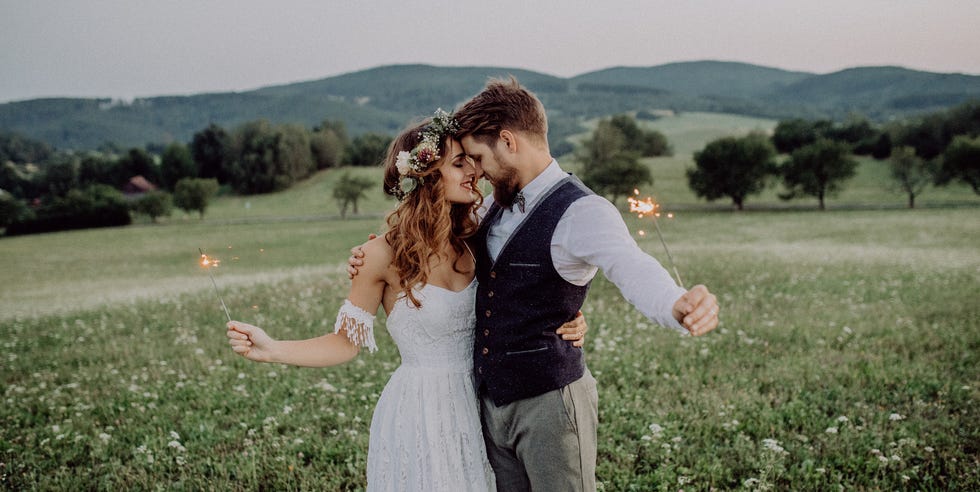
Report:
460,135,521,208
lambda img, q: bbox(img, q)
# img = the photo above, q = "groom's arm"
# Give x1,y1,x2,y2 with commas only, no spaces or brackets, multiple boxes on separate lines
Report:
552,195,717,334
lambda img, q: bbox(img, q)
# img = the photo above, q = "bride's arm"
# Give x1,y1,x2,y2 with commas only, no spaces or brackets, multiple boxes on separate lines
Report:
227,238,391,367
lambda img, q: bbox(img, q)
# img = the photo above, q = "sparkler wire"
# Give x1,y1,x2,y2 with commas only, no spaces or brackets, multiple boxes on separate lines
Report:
199,248,232,322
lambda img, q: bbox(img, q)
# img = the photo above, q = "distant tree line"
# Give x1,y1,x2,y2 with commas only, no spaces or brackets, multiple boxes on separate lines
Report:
0,118,393,235
3,99,978,235
684,99,980,210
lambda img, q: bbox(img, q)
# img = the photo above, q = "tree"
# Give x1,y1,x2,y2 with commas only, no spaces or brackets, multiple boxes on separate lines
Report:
344,133,392,167
0,190,29,228
191,124,231,183
688,133,776,210
5,184,131,236
937,135,980,194
607,114,671,156
310,126,346,170
332,172,374,219
78,154,122,188
117,148,161,185
225,121,316,194
887,146,937,208
174,178,219,219
41,156,81,198
133,190,173,223
772,118,831,154
160,142,197,190
583,153,652,205
578,120,652,204
779,139,858,210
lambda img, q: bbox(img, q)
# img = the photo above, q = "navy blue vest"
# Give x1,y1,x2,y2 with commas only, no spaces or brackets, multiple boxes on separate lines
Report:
472,176,594,406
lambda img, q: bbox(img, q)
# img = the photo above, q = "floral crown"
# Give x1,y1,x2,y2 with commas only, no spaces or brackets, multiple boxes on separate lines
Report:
389,108,460,200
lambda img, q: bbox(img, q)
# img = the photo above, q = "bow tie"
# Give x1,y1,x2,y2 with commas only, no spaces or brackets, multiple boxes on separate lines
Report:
510,192,526,213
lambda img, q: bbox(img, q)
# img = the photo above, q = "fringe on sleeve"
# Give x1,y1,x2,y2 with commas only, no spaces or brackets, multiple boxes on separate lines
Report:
333,300,377,353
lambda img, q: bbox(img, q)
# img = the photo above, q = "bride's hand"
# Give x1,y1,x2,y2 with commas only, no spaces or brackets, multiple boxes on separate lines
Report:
227,321,276,363
555,311,588,348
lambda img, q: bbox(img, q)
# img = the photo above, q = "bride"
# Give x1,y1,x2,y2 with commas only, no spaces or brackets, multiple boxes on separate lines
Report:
225,110,586,491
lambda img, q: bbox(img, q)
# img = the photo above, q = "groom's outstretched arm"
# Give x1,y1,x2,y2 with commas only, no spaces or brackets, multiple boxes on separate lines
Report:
553,195,719,336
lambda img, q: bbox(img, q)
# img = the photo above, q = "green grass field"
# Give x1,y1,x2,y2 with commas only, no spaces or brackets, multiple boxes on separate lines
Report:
2,112,978,490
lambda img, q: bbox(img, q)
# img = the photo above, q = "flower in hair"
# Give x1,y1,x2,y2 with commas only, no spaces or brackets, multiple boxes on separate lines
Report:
390,108,459,200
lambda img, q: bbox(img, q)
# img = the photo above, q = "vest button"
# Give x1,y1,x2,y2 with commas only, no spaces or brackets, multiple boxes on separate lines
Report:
488,291,494,298
478,367,483,374
489,271,497,279
482,347,489,355
483,329,490,336
485,310,491,317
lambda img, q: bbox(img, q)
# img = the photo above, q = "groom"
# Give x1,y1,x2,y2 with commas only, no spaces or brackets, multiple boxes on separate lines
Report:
452,77,718,491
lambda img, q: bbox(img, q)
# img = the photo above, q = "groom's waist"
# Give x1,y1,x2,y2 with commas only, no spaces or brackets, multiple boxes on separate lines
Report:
473,327,585,406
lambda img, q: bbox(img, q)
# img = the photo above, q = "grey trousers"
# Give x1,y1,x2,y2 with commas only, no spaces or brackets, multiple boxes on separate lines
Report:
480,371,599,492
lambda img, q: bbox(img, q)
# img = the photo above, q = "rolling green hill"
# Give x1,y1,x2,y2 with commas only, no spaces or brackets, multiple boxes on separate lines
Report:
1,61,979,150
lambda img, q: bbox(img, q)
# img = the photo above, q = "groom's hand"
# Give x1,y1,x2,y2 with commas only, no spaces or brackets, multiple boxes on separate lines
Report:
346,234,375,279
672,284,719,336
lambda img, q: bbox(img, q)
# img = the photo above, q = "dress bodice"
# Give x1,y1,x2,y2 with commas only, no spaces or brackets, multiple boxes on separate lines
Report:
385,279,477,371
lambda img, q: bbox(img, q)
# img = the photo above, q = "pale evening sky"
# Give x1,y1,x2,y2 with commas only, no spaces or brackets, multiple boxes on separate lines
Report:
1,0,979,103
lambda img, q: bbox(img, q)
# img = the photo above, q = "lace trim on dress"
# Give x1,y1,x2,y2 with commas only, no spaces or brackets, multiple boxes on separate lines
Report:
334,300,377,353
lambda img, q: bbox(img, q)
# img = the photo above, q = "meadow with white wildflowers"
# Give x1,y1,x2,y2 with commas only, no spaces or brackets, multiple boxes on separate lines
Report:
2,205,977,490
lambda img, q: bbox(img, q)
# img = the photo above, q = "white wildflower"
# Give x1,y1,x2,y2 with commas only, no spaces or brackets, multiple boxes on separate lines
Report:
762,438,786,454
825,427,838,434
889,413,905,421
837,416,849,423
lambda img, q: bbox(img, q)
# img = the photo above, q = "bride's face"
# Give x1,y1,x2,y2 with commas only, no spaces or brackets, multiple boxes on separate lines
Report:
437,139,480,205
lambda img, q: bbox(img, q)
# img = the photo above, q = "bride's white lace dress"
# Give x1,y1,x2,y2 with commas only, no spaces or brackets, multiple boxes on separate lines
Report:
364,279,495,491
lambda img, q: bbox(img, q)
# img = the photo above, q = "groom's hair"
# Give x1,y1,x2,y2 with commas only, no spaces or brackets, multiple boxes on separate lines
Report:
454,76,548,146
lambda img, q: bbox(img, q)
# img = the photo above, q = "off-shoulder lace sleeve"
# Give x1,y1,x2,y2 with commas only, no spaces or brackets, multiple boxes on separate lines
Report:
334,300,377,353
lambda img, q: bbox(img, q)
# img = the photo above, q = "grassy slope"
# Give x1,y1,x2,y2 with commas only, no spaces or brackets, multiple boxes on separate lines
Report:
1,112,978,489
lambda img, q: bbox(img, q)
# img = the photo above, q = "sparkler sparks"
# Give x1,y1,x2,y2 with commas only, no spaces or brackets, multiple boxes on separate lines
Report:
199,248,231,322
627,190,684,289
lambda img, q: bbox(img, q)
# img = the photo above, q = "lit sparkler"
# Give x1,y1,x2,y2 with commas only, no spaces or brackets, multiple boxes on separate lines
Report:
199,248,232,322
627,190,684,288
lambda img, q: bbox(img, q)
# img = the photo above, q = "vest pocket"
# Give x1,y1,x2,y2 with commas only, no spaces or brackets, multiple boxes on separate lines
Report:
504,346,549,357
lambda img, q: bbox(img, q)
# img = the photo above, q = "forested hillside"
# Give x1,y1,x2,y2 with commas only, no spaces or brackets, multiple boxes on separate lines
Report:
1,61,979,150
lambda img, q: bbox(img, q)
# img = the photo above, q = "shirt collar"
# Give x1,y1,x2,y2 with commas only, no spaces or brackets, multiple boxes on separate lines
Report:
517,160,564,212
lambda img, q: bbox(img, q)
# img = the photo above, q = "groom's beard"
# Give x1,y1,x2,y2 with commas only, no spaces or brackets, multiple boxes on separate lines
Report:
490,166,521,209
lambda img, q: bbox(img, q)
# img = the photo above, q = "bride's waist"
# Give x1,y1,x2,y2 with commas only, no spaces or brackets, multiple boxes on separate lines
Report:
395,356,473,373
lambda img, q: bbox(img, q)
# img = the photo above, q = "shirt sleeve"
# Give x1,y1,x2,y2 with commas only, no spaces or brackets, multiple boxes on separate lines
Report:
552,195,688,333
334,300,378,352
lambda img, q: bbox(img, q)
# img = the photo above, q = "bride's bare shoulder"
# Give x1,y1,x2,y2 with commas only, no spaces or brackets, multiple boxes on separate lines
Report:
358,235,394,270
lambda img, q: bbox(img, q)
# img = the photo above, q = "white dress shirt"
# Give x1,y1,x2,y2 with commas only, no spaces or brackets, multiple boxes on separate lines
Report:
480,160,688,332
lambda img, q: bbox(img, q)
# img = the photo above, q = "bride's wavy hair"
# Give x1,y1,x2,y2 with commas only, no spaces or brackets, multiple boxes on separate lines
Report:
382,120,482,307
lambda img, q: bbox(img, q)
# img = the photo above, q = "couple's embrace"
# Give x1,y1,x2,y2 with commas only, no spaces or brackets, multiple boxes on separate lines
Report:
226,78,719,491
